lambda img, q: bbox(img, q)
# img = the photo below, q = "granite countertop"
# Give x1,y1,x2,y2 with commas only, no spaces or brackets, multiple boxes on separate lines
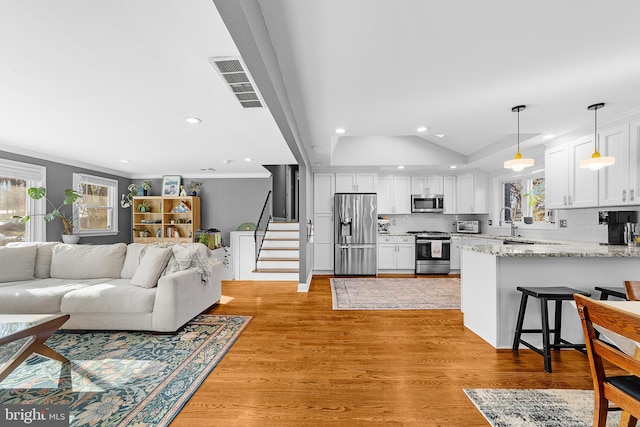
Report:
459,240,640,258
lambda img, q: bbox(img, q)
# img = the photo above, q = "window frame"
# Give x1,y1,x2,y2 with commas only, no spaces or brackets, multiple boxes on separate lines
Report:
492,168,556,231
72,173,119,237
0,158,46,242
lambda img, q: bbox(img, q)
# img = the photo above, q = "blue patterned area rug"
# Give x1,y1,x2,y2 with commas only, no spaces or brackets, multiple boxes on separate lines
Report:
465,388,621,426
330,277,460,310
0,314,251,426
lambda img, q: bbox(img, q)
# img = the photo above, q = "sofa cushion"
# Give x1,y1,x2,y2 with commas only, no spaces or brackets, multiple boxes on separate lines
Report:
130,246,172,288
0,245,36,283
61,279,156,314
0,278,96,313
50,243,127,279
120,243,148,279
6,242,59,278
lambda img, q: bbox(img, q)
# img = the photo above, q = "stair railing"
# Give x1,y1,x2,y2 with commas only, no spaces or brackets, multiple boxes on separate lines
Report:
254,190,272,269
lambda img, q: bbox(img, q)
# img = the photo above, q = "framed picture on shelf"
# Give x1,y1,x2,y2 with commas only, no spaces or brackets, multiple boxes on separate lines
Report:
162,175,181,196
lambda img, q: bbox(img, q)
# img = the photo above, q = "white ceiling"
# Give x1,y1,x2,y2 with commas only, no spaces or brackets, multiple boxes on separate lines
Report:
3,1,640,177
250,0,640,172
0,0,295,178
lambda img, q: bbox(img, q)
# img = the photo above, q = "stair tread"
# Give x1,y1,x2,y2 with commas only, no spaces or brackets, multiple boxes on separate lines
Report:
252,268,299,273
260,247,299,251
258,257,299,261
264,237,299,241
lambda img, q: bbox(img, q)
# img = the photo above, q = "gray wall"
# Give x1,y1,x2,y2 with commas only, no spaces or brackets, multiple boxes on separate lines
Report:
131,177,272,246
1,150,131,244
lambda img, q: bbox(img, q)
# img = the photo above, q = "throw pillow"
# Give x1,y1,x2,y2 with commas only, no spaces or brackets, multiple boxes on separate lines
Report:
130,246,173,288
0,245,37,282
6,242,58,278
120,243,148,279
50,243,127,279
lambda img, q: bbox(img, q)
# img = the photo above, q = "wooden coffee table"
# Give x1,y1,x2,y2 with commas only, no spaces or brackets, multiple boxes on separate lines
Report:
0,314,70,383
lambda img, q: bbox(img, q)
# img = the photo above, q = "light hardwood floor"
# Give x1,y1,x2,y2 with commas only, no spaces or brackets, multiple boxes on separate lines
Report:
171,275,594,426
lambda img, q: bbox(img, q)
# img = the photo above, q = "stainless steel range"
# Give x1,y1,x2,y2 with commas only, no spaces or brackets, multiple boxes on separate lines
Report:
407,230,451,274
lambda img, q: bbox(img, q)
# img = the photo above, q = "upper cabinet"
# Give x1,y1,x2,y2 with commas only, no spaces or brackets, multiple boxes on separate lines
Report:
335,173,377,193
411,175,443,194
452,172,489,214
443,176,456,213
313,173,335,213
378,176,411,214
545,136,599,208
598,122,639,206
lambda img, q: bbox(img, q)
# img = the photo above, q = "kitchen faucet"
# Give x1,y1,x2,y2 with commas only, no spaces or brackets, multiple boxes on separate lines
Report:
498,206,518,237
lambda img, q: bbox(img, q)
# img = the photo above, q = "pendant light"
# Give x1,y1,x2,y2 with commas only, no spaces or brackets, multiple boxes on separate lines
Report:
578,103,615,170
504,105,534,172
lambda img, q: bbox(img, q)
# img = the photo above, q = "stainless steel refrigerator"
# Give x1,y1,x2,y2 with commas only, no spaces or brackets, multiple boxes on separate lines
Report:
334,193,377,276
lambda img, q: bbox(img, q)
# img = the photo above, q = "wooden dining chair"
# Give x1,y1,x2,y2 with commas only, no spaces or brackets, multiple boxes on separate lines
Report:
574,294,640,427
625,281,640,301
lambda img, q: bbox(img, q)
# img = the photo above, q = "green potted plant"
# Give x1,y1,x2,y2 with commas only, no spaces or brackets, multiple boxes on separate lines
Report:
523,191,543,224
121,183,138,209
13,187,82,243
136,200,152,213
188,180,202,196
141,180,152,196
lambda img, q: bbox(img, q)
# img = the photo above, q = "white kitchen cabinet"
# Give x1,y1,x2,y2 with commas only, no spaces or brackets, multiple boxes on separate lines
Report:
313,173,334,213
545,136,599,208
599,121,640,206
443,176,456,214
450,236,461,271
335,173,377,193
313,213,333,271
377,176,411,214
377,235,415,271
454,172,489,214
411,175,443,195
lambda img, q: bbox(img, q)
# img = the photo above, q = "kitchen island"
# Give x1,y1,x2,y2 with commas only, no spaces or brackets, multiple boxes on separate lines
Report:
460,241,640,349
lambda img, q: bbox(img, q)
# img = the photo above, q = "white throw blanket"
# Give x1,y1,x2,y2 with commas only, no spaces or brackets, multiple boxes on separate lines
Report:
431,240,442,258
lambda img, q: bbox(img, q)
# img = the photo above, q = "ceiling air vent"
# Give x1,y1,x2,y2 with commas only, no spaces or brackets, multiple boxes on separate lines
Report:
209,57,263,108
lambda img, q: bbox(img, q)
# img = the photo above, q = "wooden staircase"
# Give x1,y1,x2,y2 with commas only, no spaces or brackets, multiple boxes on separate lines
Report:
253,221,299,281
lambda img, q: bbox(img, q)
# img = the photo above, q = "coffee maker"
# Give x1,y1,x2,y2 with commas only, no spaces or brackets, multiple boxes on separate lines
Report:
600,211,638,245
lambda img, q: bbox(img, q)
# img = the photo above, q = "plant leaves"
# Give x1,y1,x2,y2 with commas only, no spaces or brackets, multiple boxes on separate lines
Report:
27,187,46,200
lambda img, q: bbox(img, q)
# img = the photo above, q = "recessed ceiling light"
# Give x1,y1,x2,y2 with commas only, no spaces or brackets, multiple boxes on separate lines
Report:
244,158,253,162
222,160,232,164
315,162,325,166
185,117,202,124
397,165,405,169
450,165,457,169
542,134,556,140
436,134,445,138
120,159,130,163
311,145,321,150
417,126,428,133
335,128,346,134
200,167,216,171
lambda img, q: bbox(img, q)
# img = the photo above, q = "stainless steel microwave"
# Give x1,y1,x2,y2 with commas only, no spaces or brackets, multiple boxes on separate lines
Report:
411,194,444,213
456,220,480,234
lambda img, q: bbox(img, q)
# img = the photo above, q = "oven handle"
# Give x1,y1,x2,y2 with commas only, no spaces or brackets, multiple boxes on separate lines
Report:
416,239,451,244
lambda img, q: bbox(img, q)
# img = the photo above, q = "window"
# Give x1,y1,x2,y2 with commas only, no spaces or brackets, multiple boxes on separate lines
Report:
73,173,118,236
501,173,546,224
0,159,45,245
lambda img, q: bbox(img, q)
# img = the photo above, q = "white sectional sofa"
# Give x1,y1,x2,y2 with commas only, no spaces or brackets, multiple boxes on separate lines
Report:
0,242,222,332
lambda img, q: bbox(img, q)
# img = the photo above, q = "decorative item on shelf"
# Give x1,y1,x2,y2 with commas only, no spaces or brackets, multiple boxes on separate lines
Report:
579,103,615,170
162,175,181,196
121,183,138,208
136,200,152,212
141,180,152,196
236,222,256,231
188,180,202,196
172,201,191,213
13,187,82,242
179,185,187,196
504,105,534,171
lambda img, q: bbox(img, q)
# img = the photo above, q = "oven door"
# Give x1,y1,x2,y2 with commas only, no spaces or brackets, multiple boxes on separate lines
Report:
416,239,451,261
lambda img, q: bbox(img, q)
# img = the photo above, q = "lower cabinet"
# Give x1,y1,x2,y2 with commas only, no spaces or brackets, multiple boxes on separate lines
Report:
450,236,462,271
378,235,415,271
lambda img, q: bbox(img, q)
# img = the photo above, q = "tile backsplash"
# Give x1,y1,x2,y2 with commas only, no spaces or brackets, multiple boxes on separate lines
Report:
385,207,640,244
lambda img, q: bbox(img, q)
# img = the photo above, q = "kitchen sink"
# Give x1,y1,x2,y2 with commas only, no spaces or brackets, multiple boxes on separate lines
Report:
503,240,534,245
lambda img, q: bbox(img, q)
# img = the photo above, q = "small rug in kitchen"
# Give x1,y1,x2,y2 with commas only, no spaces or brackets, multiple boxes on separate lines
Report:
330,277,460,310
464,388,621,426
0,314,251,427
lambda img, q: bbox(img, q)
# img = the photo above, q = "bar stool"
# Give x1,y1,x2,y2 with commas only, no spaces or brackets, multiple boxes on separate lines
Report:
594,286,627,301
512,286,591,373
